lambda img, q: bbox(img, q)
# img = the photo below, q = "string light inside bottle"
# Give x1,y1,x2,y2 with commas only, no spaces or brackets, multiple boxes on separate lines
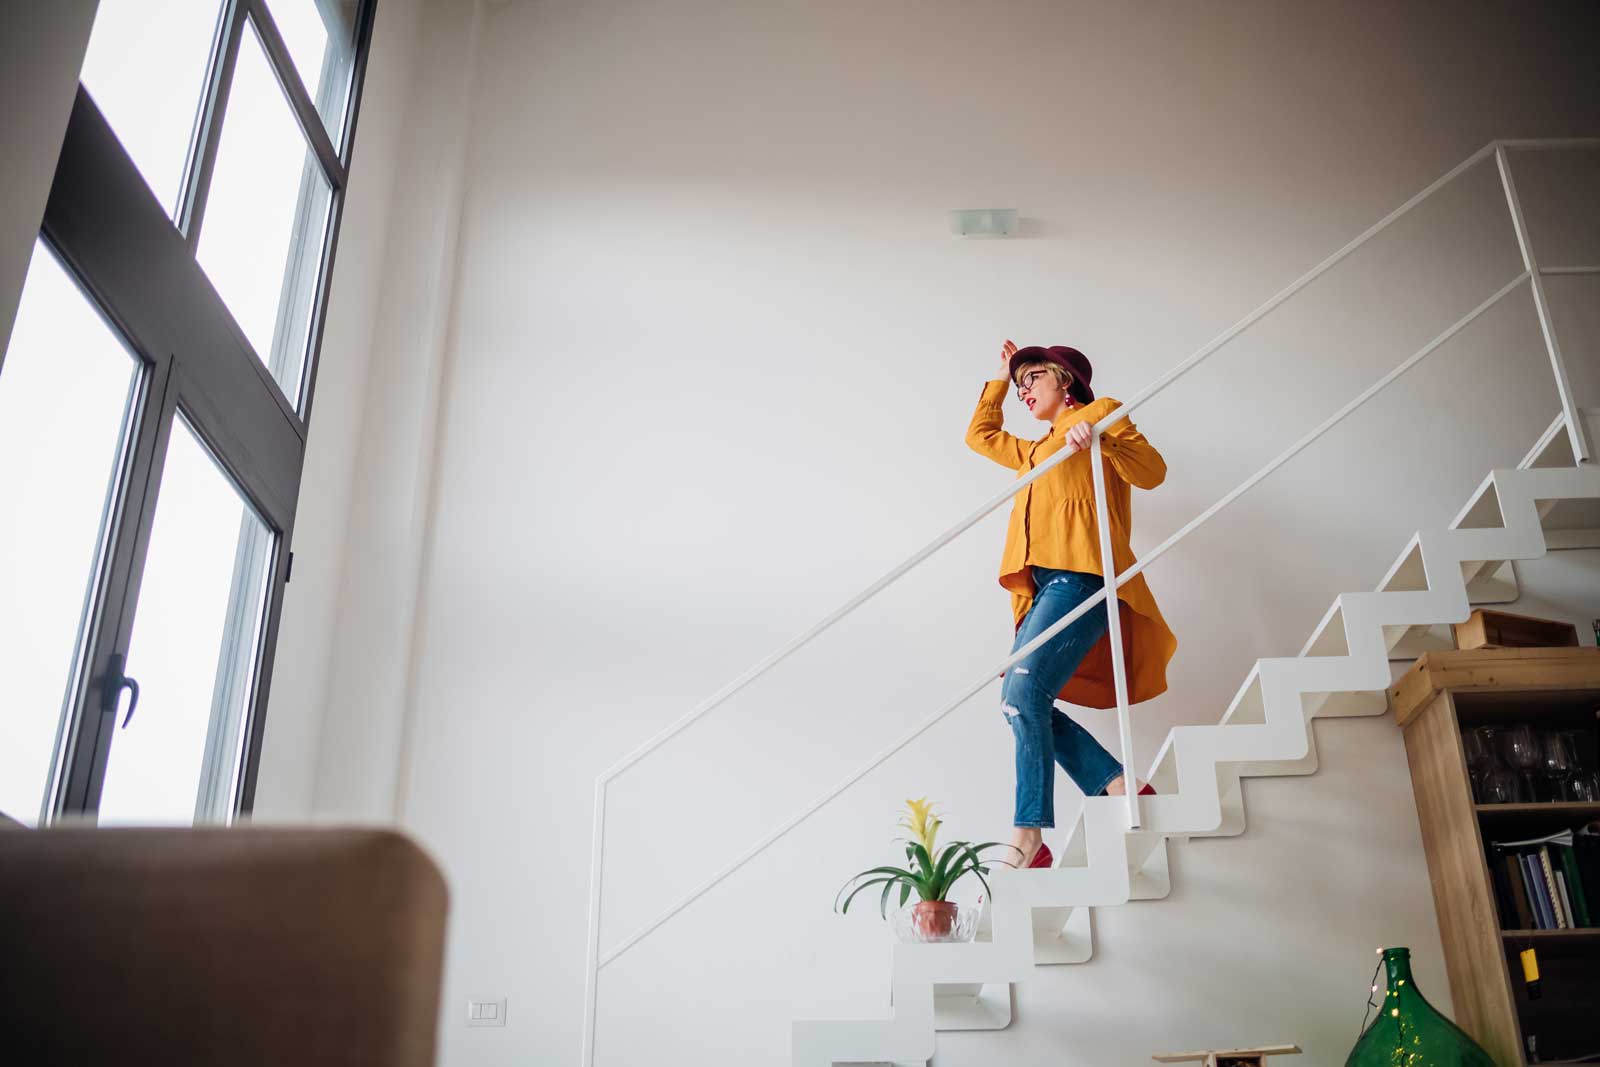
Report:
1358,957,1384,1038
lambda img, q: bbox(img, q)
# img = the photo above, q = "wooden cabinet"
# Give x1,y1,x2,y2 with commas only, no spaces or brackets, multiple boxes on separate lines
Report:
1390,648,1600,1067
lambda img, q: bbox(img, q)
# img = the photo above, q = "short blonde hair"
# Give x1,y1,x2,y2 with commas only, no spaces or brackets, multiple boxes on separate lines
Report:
1012,360,1073,391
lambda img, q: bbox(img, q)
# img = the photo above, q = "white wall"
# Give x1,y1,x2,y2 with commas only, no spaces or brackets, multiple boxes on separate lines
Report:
1506,550,1600,648
301,0,485,820
250,0,434,817
0,1,98,356
289,1,1600,1064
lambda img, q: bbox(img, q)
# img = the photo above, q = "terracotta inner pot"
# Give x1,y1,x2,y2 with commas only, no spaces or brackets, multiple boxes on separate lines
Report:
910,899,958,938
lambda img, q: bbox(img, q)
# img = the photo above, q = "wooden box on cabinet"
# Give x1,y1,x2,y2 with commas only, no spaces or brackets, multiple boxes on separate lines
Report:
1389,647,1600,1067
1451,609,1579,652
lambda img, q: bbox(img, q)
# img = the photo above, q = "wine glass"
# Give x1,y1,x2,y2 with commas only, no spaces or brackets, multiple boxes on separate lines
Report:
1480,767,1524,805
1540,730,1575,801
1560,728,1596,774
1570,771,1600,803
1561,729,1598,801
1501,725,1543,802
1461,728,1492,801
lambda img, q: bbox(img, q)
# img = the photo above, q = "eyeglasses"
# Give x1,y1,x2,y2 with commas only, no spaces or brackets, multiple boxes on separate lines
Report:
1016,368,1071,400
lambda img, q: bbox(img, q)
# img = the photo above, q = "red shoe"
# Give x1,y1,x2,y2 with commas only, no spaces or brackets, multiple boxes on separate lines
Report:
1137,783,1156,796
1029,842,1054,869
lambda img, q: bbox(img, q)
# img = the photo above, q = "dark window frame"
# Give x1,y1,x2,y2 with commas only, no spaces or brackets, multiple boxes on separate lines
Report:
33,0,377,820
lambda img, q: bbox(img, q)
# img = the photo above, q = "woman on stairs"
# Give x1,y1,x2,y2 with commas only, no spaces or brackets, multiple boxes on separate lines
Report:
965,339,1179,871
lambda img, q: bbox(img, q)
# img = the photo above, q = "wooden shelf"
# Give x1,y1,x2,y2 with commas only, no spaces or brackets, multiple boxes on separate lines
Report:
1477,804,1600,817
1389,647,1600,727
1500,929,1600,940
1399,653,1600,1067
1476,803,1600,834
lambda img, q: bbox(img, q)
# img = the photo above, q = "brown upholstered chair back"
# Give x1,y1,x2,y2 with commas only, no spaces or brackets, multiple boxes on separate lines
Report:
0,826,449,1067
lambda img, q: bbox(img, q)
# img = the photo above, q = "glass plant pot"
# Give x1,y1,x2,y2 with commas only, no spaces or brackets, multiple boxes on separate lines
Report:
1346,947,1495,1067
892,900,979,943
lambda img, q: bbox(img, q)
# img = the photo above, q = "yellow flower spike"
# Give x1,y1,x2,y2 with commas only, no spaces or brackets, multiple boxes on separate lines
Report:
898,797,941,855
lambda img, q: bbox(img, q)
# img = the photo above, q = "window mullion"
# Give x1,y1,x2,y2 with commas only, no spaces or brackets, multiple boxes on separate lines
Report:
178,0,248,253
298,0,376,425
244,0,346,191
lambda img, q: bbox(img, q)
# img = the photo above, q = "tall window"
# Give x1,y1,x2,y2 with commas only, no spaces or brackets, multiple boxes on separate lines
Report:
0,0,375,825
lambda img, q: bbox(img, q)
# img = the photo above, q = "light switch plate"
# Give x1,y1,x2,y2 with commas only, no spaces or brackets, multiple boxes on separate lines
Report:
466,997,507,1027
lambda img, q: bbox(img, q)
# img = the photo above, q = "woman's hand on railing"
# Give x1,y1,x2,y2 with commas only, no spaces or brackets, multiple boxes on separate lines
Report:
1064,420,1093,453
994,339,1017,383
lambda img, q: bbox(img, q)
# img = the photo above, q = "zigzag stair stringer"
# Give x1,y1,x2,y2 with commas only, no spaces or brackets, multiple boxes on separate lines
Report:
791,462,1599,1067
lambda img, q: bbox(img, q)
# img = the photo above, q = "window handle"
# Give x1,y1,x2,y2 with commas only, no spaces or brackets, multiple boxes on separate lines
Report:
101,653,141,728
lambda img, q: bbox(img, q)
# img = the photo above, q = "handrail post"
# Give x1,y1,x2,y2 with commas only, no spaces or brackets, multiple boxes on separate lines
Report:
1495,143,1593,463
1089,429,1139,828
582,777,608,1066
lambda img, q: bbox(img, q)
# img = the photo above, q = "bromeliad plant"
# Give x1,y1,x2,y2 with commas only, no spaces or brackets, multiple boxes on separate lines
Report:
834,798,1015,938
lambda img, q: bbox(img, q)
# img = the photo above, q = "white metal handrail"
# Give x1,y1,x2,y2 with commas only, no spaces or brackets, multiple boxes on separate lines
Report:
1496,144,1589,461
594,264,1532,964
580,136,1598,1065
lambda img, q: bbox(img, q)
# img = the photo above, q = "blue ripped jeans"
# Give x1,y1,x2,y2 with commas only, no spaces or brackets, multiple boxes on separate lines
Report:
1002,566,1125,828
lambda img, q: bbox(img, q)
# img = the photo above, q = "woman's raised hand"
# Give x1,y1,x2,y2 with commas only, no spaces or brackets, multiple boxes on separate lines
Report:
994,339,1017,383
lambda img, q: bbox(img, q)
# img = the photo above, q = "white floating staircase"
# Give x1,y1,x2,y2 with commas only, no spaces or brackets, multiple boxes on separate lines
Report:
578,138,1600,1067
791,409,1600,1065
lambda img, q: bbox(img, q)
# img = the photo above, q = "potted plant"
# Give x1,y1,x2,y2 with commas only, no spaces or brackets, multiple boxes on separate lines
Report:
834,798,1013,940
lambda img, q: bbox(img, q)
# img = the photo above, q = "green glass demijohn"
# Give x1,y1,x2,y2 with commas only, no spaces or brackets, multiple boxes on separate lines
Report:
1345,947,1496,1067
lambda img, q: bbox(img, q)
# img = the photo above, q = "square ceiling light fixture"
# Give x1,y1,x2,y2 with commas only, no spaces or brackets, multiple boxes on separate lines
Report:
949,208,1018,237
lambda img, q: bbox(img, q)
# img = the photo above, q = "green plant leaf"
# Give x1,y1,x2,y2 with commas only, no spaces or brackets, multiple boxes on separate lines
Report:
970,862,992,901
929,845,960,897
879,878,898,919
834,863,918,908
932,841,1010,898
957,842,1006,868
839,876,913,914
945,841,988,894
970,842,1018,896
852,865,918,880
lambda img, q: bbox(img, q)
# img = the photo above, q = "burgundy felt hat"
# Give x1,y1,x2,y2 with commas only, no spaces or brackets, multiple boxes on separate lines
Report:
1009,345,1095,406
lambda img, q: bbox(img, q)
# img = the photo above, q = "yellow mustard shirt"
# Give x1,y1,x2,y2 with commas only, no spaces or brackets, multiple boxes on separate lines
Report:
965,378,1178,709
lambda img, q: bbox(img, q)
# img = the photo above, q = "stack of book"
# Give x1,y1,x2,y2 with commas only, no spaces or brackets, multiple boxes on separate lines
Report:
1486,827,1600,931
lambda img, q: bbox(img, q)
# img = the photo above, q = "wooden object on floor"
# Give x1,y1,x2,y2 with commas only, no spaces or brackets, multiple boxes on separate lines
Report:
1153,1045,1301,1067
1453,608,1580,652
1395,649,1600,1067
1388,647,1600,728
